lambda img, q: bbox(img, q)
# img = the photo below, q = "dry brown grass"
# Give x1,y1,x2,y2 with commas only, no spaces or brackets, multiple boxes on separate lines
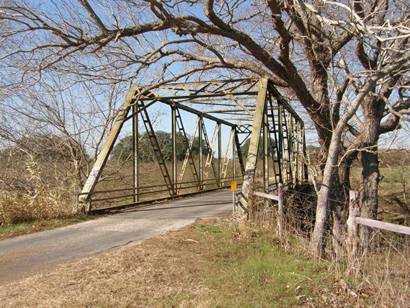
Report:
0,220,216,308
2,218,407,307
356,231,410,306
0,157,79,226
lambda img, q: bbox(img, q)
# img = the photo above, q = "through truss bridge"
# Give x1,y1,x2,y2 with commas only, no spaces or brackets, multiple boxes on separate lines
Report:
79,78,308,213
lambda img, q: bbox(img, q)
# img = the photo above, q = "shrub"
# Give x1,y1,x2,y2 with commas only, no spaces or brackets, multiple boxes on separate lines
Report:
0,156,78,226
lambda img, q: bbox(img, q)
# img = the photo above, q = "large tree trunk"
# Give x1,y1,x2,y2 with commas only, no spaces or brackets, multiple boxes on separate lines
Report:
310,74,383,257
359,97,384,252
360,147,380,252
310,140,342,256
331,154,356,259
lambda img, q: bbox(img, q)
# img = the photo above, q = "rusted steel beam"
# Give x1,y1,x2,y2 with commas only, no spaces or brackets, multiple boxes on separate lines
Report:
268,83,304,126
124,100,156,122
222,129,235,184
175,101,257,107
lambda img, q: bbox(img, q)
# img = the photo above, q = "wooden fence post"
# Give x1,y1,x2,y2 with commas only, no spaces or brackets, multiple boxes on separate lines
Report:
277,183,284,237
347,190,360,273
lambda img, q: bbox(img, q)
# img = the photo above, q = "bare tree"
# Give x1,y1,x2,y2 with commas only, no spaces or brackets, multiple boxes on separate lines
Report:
0,76,124,190
0,0,409,255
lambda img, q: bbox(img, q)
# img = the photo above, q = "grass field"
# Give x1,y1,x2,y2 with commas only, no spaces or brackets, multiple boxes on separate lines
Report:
351,166,409,224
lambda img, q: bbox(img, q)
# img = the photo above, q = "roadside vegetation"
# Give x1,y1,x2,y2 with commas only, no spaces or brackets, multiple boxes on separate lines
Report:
1,218,408,307
0,216,92,240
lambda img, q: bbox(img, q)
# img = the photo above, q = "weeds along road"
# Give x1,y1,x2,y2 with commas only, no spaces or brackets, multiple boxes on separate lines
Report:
0,190,232,285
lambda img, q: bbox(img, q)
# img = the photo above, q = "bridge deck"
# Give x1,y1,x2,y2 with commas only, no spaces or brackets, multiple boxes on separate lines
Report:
0,189,232,285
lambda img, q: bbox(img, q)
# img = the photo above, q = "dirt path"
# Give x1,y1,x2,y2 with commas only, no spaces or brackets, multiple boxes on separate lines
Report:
0,190,232,285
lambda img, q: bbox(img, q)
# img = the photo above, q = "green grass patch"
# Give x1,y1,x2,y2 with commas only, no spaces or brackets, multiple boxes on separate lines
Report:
0,215,93,240
351,166,409,197
192,222,329,307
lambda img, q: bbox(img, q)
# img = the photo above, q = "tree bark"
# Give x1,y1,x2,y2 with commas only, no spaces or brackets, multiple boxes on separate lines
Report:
310,142,341,256
360,148,380,252
359,96,384,252
331,149,358,258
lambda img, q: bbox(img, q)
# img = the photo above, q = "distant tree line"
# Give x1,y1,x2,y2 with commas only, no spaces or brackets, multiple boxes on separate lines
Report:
111,131,207,161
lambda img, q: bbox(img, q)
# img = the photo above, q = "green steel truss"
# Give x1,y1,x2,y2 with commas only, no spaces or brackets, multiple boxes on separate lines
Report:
79,78,307,212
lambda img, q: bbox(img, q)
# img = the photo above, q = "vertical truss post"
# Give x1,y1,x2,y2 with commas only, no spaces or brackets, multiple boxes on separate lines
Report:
218,122,222,187
232,127,236,181
277,102,284,184
302,124,309,182
79,87,138,212
263,107,269,193
297,120,303,184
171,106,177,195
234,128,245,176
299,122,304,183
199,116,203,190
266,94,281,186
281,108,289,183
288,115,294,184
240,78,268,211
287,111,294,184
132,104,140,203
294,120,300,184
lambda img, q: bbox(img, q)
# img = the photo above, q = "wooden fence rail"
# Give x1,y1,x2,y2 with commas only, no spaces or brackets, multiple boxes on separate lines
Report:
347,190,410,271
355,217,410,236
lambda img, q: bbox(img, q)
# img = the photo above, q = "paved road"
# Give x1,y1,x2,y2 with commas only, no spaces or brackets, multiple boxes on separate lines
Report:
0,190,232,285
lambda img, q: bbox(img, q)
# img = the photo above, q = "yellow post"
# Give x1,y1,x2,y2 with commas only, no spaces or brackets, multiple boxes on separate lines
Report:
230,180,237,192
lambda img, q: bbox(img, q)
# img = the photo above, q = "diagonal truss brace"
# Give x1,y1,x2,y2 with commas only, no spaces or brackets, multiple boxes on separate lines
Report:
177,113,200,190
203,121,219,184
137,100,174,196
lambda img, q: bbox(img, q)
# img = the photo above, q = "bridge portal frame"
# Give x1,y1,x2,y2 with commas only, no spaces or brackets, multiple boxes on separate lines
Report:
78,78,307,213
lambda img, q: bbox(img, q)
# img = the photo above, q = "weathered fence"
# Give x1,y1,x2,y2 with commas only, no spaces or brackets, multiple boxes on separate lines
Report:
347,190,410,270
